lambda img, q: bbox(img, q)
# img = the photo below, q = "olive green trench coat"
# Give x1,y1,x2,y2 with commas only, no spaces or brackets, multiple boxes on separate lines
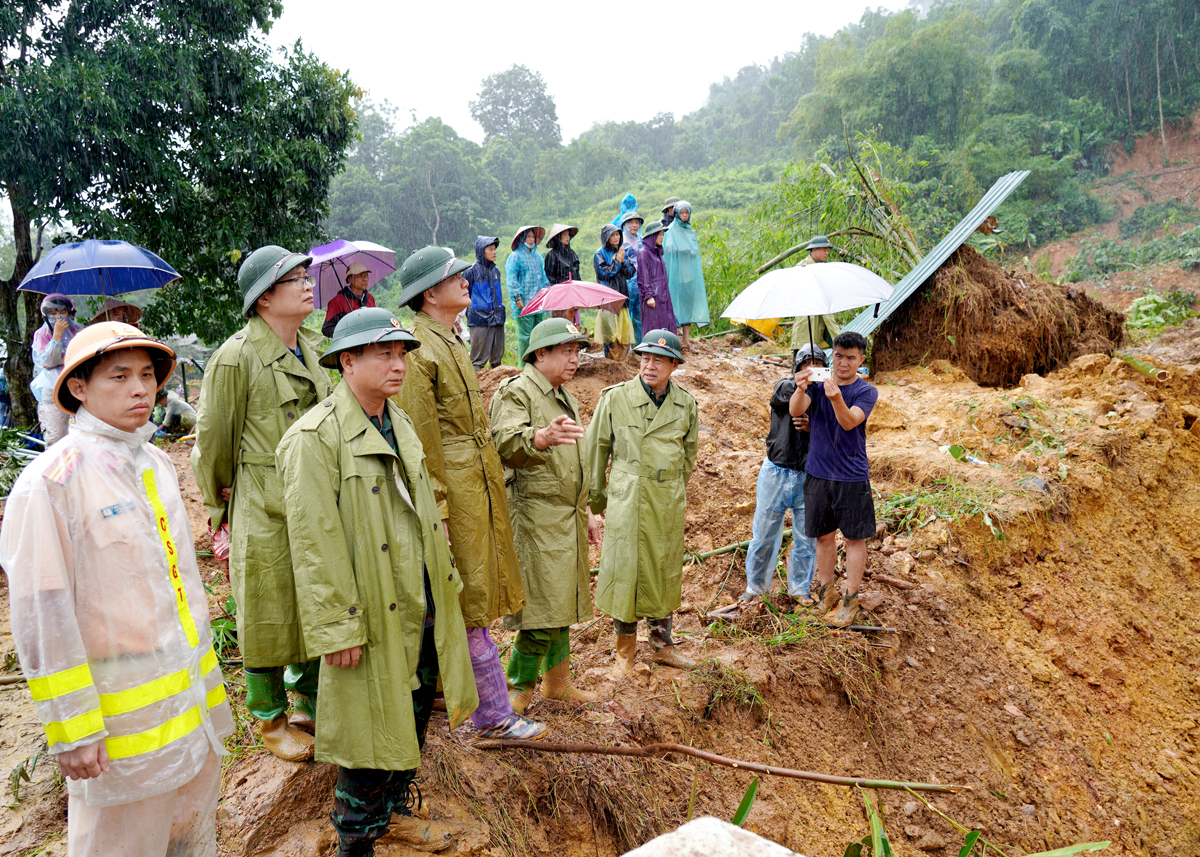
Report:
586,379,699,623
489,363,593,631
393,312,524,627
191,315,331,668
277,381,478,770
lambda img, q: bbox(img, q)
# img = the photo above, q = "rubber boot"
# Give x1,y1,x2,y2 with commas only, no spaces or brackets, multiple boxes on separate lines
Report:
541,658,598,703
827,590,861,629
285,660,319,733
812,579,842,615
505,648,542,715
259,713,315,761
611,634,636,679
385,816,458,852
651,646,697,669
246,669,314,761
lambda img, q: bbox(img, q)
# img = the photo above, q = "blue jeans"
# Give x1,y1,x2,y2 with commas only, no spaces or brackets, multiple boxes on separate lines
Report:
627,279,642,342
744,458,815,598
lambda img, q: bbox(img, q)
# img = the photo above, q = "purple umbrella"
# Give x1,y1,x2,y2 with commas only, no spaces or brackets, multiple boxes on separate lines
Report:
307,239,397,309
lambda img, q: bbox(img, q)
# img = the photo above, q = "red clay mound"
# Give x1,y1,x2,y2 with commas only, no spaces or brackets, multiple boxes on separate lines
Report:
872,245,1126,386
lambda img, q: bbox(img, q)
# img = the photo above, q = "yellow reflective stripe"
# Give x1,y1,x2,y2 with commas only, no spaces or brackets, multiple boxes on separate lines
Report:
97,649,219,717
105,706,202,760
206,682,227,710
142,468,200,648
44,708,104,746
27,663,94,702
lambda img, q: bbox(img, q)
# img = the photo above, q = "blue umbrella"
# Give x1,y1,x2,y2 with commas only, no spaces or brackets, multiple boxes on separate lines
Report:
17,240,181,296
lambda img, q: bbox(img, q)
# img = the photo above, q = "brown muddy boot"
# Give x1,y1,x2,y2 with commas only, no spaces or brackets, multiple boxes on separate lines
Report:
812,579,842,615
288,710,315,734
382,815,458,853
508,682,536,715
651,645,696,669
259,713,314,761
542,659,598,703
827,590,860,628
612,634,637,679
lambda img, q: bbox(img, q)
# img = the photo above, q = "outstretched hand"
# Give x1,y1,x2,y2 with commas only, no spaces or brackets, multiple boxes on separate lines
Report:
535,415,585,450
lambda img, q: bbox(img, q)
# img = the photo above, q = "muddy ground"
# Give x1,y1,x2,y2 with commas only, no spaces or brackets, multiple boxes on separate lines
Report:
2,319,1198,857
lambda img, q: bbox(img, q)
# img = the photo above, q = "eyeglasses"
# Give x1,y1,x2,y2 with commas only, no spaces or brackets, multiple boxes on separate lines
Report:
276,275,315,289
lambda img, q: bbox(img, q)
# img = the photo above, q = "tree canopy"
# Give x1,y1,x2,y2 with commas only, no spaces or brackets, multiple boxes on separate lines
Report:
0,0,359,422
470,64,562,148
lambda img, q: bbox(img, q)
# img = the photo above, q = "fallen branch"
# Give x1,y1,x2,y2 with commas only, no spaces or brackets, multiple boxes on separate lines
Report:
0,674,27,686
1116,352,1169,382
872,574,917,590
475,739,968,793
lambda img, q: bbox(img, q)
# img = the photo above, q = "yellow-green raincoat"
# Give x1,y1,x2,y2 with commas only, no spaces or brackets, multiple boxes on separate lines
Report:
277,381,478,769
393,312,524,627
190,315,331,668
489,362,592,631
586,378,699,623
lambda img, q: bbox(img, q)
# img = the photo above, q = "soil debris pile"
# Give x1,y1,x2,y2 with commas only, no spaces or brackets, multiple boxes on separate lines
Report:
872,245,1126,386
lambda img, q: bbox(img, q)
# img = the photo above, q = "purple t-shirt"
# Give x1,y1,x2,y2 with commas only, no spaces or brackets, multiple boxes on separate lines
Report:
805,378,878,482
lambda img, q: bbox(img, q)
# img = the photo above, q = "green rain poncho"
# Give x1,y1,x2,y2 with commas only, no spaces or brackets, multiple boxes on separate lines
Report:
664,201,710,327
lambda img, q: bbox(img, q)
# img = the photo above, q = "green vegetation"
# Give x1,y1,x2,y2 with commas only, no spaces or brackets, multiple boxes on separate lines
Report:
1067,226,1200,279
875,477,1015,540
1123,288,1199,330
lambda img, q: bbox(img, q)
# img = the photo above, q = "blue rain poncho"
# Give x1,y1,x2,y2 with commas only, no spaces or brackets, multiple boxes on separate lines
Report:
664,201,710,327
610,193,638,226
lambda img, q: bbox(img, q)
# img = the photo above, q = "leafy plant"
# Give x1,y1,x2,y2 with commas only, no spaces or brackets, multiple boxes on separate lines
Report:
1124,288,1198,330
8,753,42,805
731,776,758,827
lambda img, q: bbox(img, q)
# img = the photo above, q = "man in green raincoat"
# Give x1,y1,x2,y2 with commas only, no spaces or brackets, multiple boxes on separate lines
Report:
489,317,602,713
789,235,842,356
278,308,478,857
394,246,546,741
191,245,331,760
586,328,700,677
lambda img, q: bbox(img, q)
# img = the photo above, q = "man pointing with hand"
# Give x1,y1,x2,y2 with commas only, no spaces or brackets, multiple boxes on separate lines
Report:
490,318,602,713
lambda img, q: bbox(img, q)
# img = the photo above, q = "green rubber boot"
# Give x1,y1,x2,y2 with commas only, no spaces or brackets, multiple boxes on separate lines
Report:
285,660,320,731
245,668,288,721
505,648,543,715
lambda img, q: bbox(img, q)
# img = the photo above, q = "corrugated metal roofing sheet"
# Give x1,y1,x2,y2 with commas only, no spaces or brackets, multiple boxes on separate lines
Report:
842,169,1031,339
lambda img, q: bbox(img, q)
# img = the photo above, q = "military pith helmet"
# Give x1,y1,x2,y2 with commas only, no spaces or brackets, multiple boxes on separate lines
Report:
523,317,590,363
53,322,176,414
793,343,828,372
662,196,681,212
642,220,665,239
238,245,313,318
620,210,644,229
633,328,685,363
397,246,471,308
320,307,421,369
807,235,832,250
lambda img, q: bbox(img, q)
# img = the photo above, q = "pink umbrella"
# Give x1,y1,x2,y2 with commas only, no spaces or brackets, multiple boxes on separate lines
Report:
520,277,626,316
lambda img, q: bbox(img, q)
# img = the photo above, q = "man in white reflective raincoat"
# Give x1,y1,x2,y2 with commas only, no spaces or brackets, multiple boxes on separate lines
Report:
0,322,233,857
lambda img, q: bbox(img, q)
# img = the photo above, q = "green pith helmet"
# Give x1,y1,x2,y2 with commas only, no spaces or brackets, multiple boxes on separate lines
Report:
523,317,590,363
662,196,681,212
397,246,471,308
619,210,644,229
238,245,313,318
633,328,685,363
319,307,421,369
807,234,833,250
642,220,665,239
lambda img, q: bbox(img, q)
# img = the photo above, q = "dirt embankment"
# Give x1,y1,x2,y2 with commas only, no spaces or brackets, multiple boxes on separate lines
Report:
3,327,1199,857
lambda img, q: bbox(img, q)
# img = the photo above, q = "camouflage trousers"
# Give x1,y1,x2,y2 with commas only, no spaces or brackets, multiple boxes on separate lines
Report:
330,623,439,856
613,614,676,651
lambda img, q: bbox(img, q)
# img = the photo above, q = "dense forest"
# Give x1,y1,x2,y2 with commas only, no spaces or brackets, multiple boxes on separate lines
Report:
326,0,1200,269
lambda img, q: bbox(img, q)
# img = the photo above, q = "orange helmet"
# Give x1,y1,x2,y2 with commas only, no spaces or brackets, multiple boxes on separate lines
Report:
53,322,176,414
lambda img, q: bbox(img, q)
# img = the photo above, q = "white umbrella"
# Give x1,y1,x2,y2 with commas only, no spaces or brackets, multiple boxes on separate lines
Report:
722,262,893,320
722,262,893,349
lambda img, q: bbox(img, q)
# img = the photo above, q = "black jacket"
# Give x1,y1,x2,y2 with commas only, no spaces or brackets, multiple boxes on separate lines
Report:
765,378,809,471
544,235,581,286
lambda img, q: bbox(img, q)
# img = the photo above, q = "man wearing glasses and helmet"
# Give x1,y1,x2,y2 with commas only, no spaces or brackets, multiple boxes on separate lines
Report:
192,245,331,760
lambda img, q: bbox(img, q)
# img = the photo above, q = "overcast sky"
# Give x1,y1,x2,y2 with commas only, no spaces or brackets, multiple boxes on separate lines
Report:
266,1,913,143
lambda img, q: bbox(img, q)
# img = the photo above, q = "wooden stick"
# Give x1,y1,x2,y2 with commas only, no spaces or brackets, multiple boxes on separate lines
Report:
872,574,917,590
0,674,27,686
474,739,969,793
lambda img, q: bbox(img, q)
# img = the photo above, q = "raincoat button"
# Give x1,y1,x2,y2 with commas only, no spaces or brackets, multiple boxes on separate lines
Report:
389,603,396,611
372,486,380,494
348,606,357,615
235,334,244,339
447,574,453,581
325,401,332,407
381,543,388,551
287,411,295,419
433,522,438,530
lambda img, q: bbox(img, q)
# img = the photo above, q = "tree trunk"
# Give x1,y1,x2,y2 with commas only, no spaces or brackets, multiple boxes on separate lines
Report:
425,169,440,246
1124,52,1134,128
2,192,40,427
1156,26,1168,166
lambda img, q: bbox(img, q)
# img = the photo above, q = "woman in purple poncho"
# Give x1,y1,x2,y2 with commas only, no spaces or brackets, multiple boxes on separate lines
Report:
636,220,676,334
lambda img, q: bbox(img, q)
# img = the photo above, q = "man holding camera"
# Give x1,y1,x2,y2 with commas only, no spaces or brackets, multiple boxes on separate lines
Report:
789,331,878,628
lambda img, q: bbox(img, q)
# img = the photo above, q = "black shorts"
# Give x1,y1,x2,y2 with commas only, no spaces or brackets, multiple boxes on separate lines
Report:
804,475,876,541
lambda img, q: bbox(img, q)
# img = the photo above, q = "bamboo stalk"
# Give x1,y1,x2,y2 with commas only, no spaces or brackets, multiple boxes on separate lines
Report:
872,574,917,590
1116,353,1169,381
475,739,969,793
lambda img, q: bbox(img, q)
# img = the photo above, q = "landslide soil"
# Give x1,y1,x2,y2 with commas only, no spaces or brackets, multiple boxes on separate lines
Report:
3,334,1199,857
